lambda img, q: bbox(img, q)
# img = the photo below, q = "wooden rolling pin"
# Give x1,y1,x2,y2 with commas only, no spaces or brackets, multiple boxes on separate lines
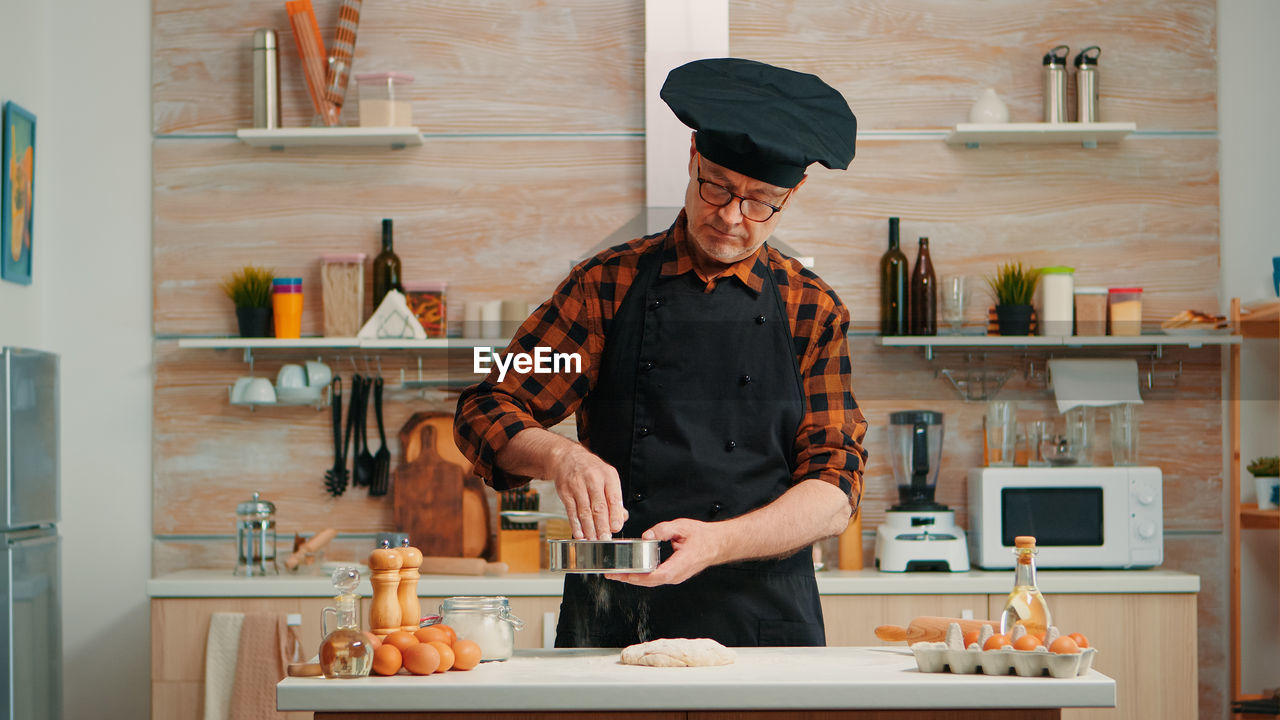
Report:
874,616,1000,644
419,556,509,576
283,527,338,571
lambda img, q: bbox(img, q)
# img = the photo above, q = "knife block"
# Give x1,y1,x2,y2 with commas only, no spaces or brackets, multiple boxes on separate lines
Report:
497,529,540,574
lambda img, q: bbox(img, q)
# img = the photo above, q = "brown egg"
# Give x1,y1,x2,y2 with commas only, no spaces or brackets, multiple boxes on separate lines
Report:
364,632,383,650
452,639,482,671
415,625,451,645
983,633,1012,651
1068,632,1091,649
436,623,457,645
372,644,403,676
1050,636,1082,654
428,640,455,672
402,642,441,676
384,630,419,654
1012,634,1042,651
962,629,981,648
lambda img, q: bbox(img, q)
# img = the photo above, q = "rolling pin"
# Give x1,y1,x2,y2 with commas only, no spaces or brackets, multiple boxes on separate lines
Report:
874,616,1000,644
418,556,509,576
283,527,338,571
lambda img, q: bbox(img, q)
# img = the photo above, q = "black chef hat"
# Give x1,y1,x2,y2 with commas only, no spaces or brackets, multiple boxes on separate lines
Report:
660,57,857,189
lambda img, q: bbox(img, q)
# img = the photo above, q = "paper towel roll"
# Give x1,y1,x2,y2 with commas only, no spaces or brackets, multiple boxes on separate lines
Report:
501,300,529,337
464,301,483,338
1048,358,1144,414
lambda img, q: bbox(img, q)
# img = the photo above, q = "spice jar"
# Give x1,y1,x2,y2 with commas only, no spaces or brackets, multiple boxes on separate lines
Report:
1038,266,1074,336
1108,287,1143,336
438,596,524,661
321,254,366,337
404,281,447,338
1073,287,1107,337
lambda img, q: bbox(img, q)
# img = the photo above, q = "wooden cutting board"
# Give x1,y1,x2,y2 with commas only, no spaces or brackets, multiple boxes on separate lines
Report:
395,412,491,558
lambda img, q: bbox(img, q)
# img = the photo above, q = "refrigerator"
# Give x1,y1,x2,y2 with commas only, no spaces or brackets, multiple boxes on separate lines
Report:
0,348,60,720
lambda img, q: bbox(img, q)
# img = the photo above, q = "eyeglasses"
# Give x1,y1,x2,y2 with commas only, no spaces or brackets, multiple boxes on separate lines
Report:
695,156,789,223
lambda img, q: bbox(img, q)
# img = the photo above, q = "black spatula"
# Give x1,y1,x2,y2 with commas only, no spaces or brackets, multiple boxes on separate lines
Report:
323,377,347,496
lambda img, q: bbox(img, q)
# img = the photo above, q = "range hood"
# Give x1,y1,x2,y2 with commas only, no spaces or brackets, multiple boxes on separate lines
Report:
578,0,814,269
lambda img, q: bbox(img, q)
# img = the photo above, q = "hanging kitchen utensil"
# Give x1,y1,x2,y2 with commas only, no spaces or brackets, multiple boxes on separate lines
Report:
324,377,347,496
370,376,391,496
342,373,361,490
353,372,375,489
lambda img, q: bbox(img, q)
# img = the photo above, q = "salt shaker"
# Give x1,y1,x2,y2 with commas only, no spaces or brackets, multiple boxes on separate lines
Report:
252,29,281,129
1042,45,1070,123
1075,46,1101,123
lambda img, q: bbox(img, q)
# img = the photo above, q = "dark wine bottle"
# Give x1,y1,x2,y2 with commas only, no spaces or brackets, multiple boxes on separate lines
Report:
371,218,402,311
909,237,937,336
879,217,909,335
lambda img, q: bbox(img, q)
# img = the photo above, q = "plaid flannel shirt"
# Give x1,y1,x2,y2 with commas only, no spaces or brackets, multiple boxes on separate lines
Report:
454,211,866,510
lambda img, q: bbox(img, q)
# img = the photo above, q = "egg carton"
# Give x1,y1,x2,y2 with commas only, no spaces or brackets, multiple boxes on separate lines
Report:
910,642,1097,678
908,622,1096,678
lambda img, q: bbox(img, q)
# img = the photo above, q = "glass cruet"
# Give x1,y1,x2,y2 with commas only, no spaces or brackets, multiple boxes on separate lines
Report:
319,565,373,678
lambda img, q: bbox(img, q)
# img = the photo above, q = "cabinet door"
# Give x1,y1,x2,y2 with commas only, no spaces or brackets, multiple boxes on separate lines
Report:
987,592,1197,720
821,594,988,646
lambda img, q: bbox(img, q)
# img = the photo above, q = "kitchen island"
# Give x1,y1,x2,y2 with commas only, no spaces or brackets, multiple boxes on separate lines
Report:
277,646,1115,719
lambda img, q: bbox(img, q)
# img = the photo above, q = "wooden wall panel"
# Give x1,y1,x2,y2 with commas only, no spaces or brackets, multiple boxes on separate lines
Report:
153,137,644,335
153,0,1215,134
731,0,1217,131
154,137,1217,335
152,0,644,134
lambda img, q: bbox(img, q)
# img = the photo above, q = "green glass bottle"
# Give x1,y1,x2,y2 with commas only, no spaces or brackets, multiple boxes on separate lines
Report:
371,218,402,311
879,217,909,335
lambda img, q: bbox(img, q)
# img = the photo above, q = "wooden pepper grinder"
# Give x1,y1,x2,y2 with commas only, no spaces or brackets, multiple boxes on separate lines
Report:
368,541,404,636
395,542,423,632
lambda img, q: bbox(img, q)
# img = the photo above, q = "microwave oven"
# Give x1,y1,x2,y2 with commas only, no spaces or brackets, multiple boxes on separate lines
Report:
967,466,1162,570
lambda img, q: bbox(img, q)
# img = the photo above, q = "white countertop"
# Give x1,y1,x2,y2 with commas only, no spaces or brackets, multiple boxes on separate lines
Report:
150,567,1199,598
276,647,1116,712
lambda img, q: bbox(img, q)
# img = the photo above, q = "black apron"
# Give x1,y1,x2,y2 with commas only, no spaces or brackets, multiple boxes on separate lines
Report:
555,241,825,648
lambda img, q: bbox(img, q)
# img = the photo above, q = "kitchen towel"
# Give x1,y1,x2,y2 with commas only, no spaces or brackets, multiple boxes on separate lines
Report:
357,289,426,339
203,612,245,720
1048,358,1144,414
229,613,289,720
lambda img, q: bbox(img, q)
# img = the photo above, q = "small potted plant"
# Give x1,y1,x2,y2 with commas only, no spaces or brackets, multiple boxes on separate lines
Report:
221,266,275,338
986,262,1041,336
1247,456,1279,510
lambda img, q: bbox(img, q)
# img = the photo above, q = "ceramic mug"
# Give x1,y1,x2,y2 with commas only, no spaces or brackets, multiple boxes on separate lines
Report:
305,360,332,388
230,376,255,403
243,377,277,404
276,364,307,389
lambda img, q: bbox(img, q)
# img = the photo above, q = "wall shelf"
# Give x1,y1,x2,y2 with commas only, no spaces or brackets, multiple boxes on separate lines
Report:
945,122,1136,148
235,127,424,149
176,337,503,350
879,333,1239,360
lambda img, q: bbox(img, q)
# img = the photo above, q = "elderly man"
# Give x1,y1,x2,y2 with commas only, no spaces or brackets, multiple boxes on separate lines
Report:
455,58,867,647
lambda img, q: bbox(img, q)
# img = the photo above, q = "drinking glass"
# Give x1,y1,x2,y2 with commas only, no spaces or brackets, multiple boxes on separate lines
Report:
1064,406,1096,466
941,275,970,334
985,401,1016,467
1026,419,1053,466
1109,403,1140,466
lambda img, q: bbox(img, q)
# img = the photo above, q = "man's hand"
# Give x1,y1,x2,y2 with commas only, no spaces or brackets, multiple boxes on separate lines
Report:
605,518,728,587
550,443,628,540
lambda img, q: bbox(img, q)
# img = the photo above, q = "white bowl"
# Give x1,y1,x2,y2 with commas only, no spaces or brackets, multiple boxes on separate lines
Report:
240,378,277,404
305,360,332,388
276,363,307,389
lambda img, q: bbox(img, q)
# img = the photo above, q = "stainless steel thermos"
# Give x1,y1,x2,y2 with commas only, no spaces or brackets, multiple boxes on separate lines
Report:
1075,46,1101,123
1042,45,1070,123
252,28,281,129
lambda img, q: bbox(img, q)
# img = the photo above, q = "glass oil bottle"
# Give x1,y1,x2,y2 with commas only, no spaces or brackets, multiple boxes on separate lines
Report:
319,566,373,679
999,536,1051,641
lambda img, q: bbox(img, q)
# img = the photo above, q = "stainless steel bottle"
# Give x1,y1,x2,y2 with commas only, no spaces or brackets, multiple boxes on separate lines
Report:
252,28,281,129
1042,45,1070,123
1075,46,1101,123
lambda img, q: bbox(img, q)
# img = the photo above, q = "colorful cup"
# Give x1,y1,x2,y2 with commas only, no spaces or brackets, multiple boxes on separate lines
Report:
272,278,303,338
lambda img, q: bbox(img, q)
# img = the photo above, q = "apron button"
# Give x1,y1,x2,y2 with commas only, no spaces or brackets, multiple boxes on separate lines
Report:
638,426,651,437
755,315,766,324
709,502,723,517
642,360,656,372
632,491,646,503
649,298,663,310
724,440,736,451
739,374,752,385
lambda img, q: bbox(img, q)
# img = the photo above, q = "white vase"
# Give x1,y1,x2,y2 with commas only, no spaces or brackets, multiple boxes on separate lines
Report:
1256,475,1280,510
968,88,1010,124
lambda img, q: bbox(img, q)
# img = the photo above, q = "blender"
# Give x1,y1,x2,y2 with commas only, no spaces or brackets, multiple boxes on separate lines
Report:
874,411,970,572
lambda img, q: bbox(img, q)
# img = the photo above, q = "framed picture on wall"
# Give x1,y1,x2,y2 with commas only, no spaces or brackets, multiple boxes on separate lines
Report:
2,101,36,286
